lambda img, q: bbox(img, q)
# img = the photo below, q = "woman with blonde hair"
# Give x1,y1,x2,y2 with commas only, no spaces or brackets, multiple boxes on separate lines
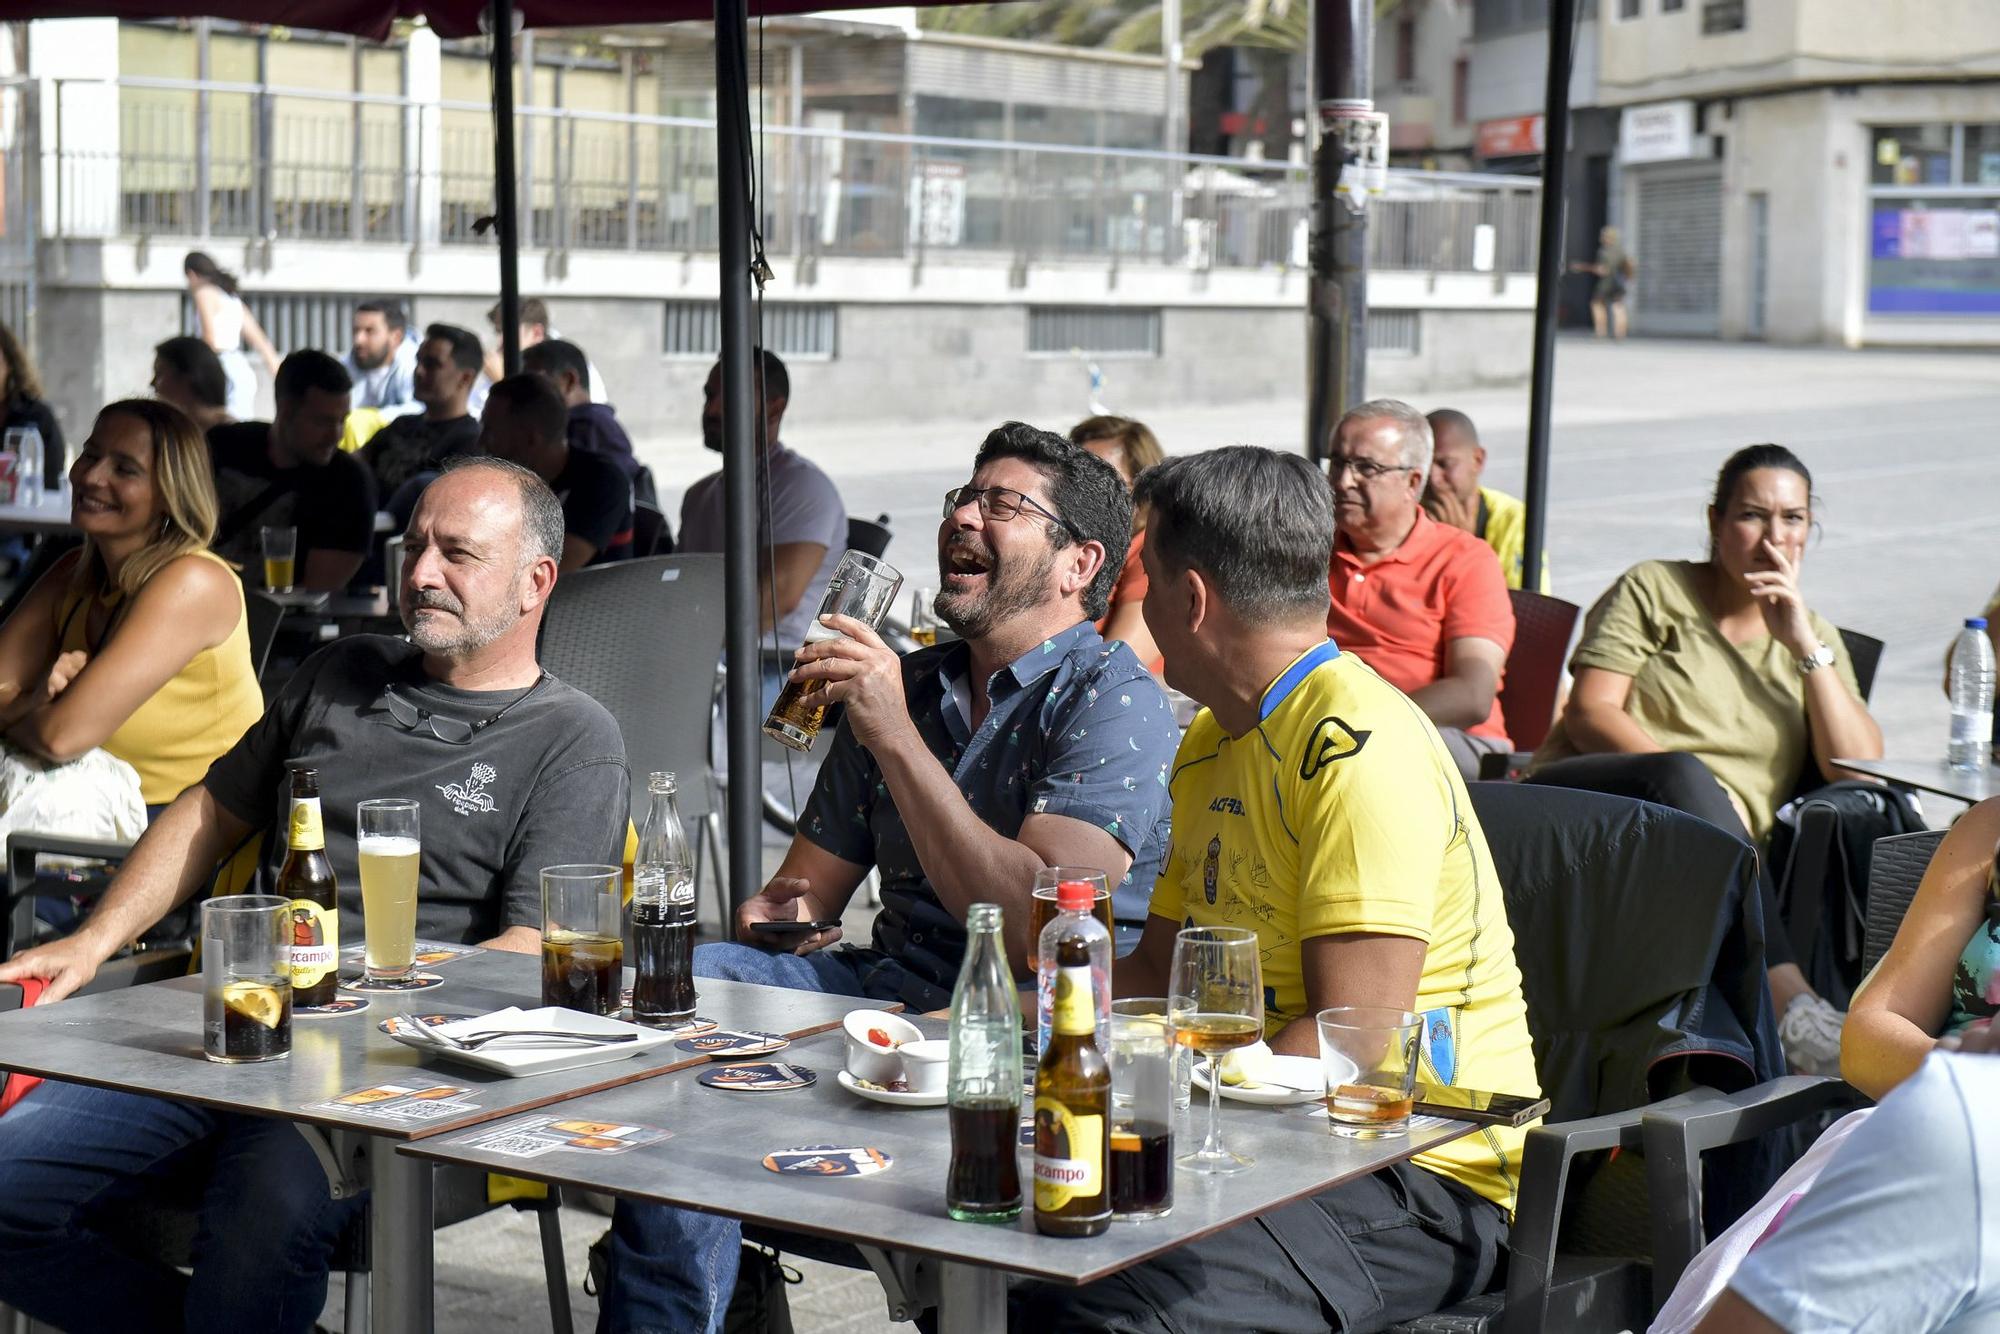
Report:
1070,414,1166,674
0,399,263,811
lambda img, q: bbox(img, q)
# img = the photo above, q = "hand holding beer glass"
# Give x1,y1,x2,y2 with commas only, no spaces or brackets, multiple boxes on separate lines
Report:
762,550,903,752
358,799,421,983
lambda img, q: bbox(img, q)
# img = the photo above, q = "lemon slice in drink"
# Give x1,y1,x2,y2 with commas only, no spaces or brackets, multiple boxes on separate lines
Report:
223,981,284,1029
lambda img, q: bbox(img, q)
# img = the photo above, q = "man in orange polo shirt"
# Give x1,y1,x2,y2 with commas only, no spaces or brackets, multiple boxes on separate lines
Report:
1325,398,1515,778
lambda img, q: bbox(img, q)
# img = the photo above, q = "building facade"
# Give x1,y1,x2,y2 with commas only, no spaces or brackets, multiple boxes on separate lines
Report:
1598,0,2000,344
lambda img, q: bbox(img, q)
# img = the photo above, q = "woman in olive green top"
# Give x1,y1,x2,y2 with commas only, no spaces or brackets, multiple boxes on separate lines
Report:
1530,444,1883,1075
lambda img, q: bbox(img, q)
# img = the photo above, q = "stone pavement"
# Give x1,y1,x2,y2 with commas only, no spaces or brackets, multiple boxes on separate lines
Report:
334,337,2000,1332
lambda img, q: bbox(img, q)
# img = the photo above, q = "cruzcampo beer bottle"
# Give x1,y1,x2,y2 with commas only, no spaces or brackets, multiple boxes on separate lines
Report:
278,766,340,1009
1033,881,1112,1237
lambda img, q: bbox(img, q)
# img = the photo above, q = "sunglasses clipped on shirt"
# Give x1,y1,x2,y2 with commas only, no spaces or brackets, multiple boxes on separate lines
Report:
378,673,549,745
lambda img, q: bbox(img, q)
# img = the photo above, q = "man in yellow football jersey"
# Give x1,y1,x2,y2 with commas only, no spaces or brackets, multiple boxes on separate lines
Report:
1017,445,1542,1332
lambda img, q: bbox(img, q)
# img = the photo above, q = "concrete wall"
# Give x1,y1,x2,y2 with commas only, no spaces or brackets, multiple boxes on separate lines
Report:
1599,0,2000,107
1466,20,1599,125
48,276,1532,455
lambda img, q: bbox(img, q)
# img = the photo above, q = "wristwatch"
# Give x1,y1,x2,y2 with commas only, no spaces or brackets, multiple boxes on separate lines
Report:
1796,642,1837,676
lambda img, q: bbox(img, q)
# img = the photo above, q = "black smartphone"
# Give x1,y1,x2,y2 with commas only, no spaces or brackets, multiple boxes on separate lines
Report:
1411,1084,1549,1128
750,920,842,938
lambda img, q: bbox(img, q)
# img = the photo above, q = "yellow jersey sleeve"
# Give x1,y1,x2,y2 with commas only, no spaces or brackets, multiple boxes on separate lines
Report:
1285,683,1456,948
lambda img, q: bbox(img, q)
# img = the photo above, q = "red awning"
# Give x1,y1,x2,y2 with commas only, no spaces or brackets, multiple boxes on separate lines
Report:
13,1,937,41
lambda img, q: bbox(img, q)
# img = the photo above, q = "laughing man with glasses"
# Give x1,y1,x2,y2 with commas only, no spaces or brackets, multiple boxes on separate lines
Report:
597,423,1181,1332
0,457,627,1333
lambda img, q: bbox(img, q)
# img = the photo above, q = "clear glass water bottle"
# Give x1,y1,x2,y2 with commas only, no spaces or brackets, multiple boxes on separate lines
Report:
1948,618,1995,771
947,903,1023,1223
10,426,39,507
631,771,697,1025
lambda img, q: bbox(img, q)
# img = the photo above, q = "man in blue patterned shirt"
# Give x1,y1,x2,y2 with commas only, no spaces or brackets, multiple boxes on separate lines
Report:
595,422,1179,1333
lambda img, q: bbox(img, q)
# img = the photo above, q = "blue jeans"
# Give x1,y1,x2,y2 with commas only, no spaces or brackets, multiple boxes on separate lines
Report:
0,1078,362,1333
599,942,873,1334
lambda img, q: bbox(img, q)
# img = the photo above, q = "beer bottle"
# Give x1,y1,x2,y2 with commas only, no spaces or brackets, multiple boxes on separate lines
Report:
947,903,1023,1223
278,765,340,1009
1033,881,1111,1237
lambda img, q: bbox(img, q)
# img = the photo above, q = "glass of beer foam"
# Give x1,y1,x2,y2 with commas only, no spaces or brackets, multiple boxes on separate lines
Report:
358,799,422,982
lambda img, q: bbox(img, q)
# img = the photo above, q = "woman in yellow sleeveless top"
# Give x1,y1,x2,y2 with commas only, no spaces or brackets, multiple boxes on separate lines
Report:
0,399,262,809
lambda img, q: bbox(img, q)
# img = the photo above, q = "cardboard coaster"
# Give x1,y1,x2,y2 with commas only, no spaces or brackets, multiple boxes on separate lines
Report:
698,1061,816,1093
655,1014,719,1037
377,1011,480,1037
296,995,370,1017
675,1030,789,1058
762,1145,892,1178
341,972,444,993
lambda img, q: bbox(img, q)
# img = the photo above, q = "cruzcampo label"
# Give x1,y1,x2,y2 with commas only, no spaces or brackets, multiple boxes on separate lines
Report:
1050,964,1094,1037
288,899,338,988
288,797,326,851
1032,1096,1104,1212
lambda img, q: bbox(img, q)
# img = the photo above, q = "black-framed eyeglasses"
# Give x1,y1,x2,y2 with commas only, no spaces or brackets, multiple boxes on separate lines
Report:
1327,455,1415,483
942,486,1077,541
378,673,548,745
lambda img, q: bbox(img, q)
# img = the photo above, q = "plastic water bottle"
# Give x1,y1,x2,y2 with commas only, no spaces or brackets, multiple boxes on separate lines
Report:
1947,618,1995,771
1036,878,1112,1056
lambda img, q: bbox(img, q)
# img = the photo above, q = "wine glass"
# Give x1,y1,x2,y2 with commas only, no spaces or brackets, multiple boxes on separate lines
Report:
1168,925,1263,1174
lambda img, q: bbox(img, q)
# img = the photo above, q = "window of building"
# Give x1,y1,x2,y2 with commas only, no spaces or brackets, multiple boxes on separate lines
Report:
1369,310,1421,356
1452,58,1470,125
662,301,838,359
1866,121,2000,319
1027,307,1161,357
1395,17,1418,83
1700,0,1745,33
1662,0,1685,10
1617,0,1642,18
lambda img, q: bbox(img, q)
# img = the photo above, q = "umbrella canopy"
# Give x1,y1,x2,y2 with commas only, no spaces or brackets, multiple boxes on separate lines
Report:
12,0,927,40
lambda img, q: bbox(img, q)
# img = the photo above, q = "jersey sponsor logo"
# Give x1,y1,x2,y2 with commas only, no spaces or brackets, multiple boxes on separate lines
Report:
1299,715,1370,780
1206,796,1245,816
1421,1007,1457,1085
437,762,500,816
1202,836,1221,905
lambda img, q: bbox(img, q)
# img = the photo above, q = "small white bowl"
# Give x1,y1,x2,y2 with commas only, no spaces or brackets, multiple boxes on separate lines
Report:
842,1010,921,1085
898,1038,950,1096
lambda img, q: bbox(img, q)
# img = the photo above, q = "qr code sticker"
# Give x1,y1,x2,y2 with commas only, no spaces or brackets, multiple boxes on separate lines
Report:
380,1099,472,1121
474,1134,563,1158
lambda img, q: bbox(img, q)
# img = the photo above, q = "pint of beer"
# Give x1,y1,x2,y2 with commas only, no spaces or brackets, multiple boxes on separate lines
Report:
357,799,421,983
261,525,297,595
763,550,903,752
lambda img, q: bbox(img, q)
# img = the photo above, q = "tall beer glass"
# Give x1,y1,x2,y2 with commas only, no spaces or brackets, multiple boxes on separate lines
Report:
358,799,421,982
763,550,904,752
261,525,297,594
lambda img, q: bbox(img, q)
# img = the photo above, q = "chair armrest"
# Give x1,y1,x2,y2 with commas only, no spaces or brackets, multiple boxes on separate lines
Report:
1639,1075,1854,1296
1497,1105,1649,1334
6,833,136,960
0,981,21,1012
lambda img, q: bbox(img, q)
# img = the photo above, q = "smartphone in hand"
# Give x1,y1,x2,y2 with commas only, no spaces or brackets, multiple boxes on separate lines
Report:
1411,1083,1549,1128
749,919,842,939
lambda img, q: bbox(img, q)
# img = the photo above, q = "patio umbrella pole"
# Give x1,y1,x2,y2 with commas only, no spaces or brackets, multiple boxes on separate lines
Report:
1304,0,1373,465
1521,0,1578,592
489,0,521,374
715,0,762,910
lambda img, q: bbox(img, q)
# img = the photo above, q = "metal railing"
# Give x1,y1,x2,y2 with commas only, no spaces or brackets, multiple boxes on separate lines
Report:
39,75,1540,276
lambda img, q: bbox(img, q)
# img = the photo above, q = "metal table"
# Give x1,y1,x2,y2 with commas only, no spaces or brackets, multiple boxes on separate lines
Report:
0,501,73,536
0,949,892,1333
1835,756,2000,805
404,1026,1476,1331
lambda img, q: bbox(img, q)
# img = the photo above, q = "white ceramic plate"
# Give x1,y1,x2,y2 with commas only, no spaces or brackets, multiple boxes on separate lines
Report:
387,1005,674,1078
1190,1054,1350,1106
835,1069,947,1108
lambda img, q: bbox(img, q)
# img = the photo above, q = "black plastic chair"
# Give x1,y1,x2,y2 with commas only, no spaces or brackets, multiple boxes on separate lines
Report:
630,501,670,558
1395,784,1847,1333
244,588,285,680
1838,627,1884,703
539,555,728,909
1861,827,1947,976
846,513,892,560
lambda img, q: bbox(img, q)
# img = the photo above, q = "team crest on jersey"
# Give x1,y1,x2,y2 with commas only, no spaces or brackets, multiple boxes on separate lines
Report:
1300,716,1370,780
1202,835,1221,905
1421,1007,1457,1085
